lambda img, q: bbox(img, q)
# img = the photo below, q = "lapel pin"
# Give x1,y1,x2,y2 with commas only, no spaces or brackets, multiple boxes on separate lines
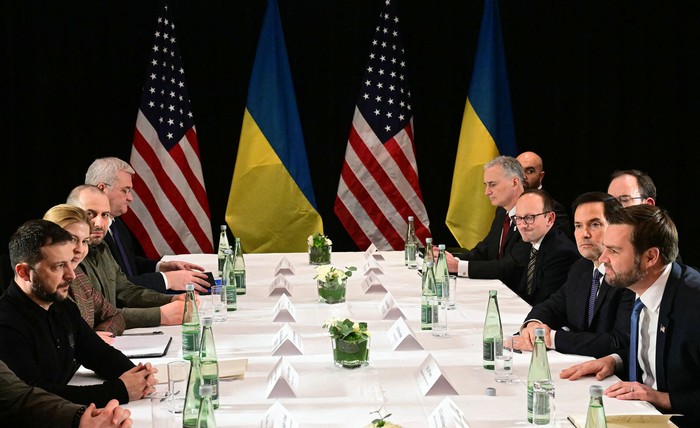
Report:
660,325,666,333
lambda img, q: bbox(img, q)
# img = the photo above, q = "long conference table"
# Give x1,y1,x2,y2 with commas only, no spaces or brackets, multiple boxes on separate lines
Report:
74,251,663,427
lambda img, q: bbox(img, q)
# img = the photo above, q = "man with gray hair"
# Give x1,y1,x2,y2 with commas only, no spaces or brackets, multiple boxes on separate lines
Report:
85,157,211,293
444,156,532,290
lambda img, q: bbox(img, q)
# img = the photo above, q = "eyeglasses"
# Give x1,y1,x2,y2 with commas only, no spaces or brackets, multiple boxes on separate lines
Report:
103,183,132,195
616,195,645,204
511,212,551,225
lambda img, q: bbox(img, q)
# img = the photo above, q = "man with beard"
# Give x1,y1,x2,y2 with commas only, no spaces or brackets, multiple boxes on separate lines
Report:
0,220,157,407
66,185,185,328
560,205,700,427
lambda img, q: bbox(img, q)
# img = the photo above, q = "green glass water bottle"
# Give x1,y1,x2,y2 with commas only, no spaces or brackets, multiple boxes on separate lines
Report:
482,290,503,369
222,249,237,312
232,237,246,295
527,327,551,423
199,317,220,409
421,261,438,330
182,283,201,361
216,225,230,278
584,385,607,428
196,384,217,428
404,216,418,268
182,355,204,428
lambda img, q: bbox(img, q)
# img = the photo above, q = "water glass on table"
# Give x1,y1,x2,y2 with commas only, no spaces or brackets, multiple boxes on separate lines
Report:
495,335,513,383
167,360,189,413
432,298,449,337
447,275,457,309
151,391,177,428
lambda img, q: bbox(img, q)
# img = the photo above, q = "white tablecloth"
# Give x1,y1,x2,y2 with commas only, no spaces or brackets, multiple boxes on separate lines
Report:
74,251,660,427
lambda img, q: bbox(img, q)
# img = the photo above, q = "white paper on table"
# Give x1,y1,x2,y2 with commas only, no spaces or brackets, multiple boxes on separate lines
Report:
271,324,304,356
379,292,406,320
416,354,458,396
427,397,471,428
362,257,384,276
567,413,677,428
387,318,423,351
266,357,299,398
260,401,299,428
274,257,296,276
269,274,292,297
361,272,386,294
272,294,297,322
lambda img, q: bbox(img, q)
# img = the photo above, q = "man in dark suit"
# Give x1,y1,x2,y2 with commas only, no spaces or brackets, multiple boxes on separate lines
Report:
444,156,531,291
607,169,656,207
516,151,572,239
515,192,634,357
85,157,211,293
560,205,700,427
511,189,579,305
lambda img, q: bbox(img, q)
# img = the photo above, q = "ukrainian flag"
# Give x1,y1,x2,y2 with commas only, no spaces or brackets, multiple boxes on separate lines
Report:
445,0,517,249
226,0,323,253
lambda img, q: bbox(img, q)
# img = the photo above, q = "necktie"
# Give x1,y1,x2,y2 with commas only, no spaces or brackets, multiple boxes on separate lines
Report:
628,298,645,382
526,247,538,296
587,269,602,326
110,224,134,277
499,215,511,258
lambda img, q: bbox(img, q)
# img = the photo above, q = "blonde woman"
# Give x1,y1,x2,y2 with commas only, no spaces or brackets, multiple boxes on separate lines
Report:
43,204,125,342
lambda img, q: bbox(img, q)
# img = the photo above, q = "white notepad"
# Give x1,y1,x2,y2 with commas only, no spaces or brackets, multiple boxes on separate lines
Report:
112,334,173,358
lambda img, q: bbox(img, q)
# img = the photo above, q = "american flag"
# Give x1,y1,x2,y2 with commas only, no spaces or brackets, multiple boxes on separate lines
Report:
121,3,214,258
334,0,430,251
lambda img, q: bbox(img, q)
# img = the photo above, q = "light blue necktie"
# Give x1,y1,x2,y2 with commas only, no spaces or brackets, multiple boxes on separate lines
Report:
628,298,645,382
587,269,602,326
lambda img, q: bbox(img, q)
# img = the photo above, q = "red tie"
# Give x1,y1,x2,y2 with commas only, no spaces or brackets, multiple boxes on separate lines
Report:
499,214,511,258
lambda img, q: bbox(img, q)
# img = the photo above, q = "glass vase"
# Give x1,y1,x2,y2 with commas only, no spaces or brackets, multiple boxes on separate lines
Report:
309,244,332,265
317,278,346,304
332,337,370,368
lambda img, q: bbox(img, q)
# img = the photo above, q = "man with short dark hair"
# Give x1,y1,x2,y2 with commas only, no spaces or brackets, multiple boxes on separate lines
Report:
0,220,156,407
607,169,656,207
515,192,634,357
560,205,700,427
511,189,579,305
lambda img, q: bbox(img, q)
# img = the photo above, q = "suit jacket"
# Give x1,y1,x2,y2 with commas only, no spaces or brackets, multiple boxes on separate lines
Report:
80,242,172,328
650,263,700,427
552,198,573,240
104,217,166,293
525,258,634,357
0,359,83,427
516,227,580,305
457,207,531,291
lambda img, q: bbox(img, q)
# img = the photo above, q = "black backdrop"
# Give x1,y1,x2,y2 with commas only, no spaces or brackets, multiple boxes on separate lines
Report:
3,1,699,267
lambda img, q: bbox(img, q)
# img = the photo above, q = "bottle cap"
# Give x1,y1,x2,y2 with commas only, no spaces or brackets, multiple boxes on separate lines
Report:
408,216,414,221
185,284,194,291
534,327,545,337
589,385,604,398
485,387,496,396
426,237,432,243
199,384,213,396
202,317,213,326
220,224,227,231
425,261,434,268
489,289,497,296
438,244,445,250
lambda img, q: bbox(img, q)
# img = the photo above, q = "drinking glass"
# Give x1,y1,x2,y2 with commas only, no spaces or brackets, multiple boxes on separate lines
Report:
447,275,457,309
532,379,556,427
495,335,514,383
432,298,449,337
167,360,189,413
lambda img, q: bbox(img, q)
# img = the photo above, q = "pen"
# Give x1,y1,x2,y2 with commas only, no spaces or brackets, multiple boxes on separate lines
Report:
121,331,164,336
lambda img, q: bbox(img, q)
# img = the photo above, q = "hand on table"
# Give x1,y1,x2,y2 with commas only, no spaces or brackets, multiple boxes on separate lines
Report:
605,381,671,411
119,363,158,401
79,399,132,428
559,355,616,381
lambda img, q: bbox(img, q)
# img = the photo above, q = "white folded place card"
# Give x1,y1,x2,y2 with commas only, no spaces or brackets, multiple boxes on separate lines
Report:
274,257,296,276
427,397,471,428
272,324,304,356
266,357,299,398
361,272,386,294
260,401,299,428
363,243,385,261
416,354,458,396
387,318,423,351
362,257,384,275
379,292,406,320
272,294,297,322
269,274,292,297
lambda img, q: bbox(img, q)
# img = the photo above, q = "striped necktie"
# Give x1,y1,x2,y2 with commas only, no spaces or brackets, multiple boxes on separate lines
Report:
628,298,645,382
526,247,538,296
587,269,602,326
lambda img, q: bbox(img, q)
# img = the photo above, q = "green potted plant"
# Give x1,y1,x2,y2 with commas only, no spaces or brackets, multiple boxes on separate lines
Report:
307,233,332,265
323,318,370,368
314,265,356,304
